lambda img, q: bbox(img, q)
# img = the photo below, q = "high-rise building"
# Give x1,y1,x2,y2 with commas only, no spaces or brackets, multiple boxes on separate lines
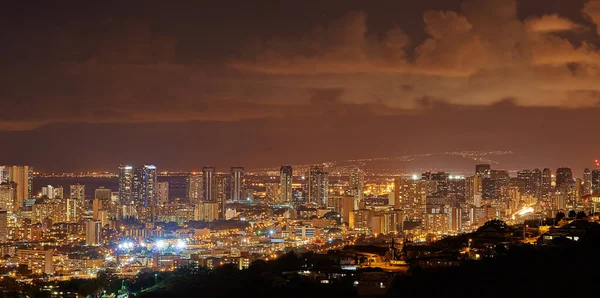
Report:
464,174,482,205
65,198,79,222
133,165,157,207
349,167,365,203
306,166,328,205
51,186,64,199
0,183,17,214
265,182,280,201
92,199,103,221
279,166,293,203
17,250,54,275
421,171,449,196
592,169,600,197
156,182,169,205
194,202,218,222
95,187,112,201
6,165,32,211
0,166,8,184
0,210,7,242
230,167,244,202
216,175,227,219
70,184,85,201
531,168,542,198
118,165,134,204
541,168,552,197
395,177,428,209
42,185,55,199
555,167,573,189
69,184,85,220
85,220,102,246
187,173,203,205
447,176,466,200
202,167,216,202
448,207,462,232
481,169,509,200
475,164,491,179
42,185,64,199
583,168,592,196
517,170,534,195
393,176,401,209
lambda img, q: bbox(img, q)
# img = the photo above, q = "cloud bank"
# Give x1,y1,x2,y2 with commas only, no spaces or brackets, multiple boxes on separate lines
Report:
1,0,600,131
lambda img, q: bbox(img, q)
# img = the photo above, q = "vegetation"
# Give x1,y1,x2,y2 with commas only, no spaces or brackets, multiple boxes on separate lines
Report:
139,252,356,298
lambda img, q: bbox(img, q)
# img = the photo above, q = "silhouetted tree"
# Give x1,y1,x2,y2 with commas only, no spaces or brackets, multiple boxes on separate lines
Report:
555,212,565,224
16,264,30,276
248,259,268,274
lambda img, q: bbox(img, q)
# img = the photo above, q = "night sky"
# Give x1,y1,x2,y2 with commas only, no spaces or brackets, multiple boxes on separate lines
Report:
1,0,600,173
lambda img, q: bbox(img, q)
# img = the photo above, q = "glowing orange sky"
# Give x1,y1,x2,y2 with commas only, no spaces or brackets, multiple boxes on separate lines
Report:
0,0,599,172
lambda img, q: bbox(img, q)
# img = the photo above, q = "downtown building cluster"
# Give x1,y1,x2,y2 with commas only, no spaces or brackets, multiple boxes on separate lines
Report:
392,165,600,241
0,161,598,280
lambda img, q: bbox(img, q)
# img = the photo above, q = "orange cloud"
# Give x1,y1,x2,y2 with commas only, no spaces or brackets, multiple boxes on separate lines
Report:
230,0,600,110
525,14,585,33
2,0,600,131
583,0,600,35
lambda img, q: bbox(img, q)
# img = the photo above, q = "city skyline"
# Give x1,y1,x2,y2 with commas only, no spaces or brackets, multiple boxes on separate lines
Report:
1,0,600,172
14,154,600,178
3,1,600,295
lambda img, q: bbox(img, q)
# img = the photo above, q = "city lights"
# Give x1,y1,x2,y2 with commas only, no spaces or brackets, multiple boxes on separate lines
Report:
1,140,596,294
2,0,600,295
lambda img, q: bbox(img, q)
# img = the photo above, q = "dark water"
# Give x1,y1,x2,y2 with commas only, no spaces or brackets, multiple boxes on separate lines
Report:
33,176,187,199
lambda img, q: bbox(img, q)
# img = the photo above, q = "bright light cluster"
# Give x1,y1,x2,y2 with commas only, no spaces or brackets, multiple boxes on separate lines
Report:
517,206,534,216
118,241,134,249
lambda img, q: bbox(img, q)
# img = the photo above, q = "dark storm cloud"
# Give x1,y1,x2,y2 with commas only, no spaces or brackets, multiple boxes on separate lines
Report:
1,0,600,171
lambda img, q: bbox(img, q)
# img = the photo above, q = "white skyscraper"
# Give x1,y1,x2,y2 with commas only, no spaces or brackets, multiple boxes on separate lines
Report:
203,167,216,202
66,198,79,222
42,185,63,199
230,167,244,201
42,185,55,199
132,165,157,206
118,165,134,204
349,167,365,203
